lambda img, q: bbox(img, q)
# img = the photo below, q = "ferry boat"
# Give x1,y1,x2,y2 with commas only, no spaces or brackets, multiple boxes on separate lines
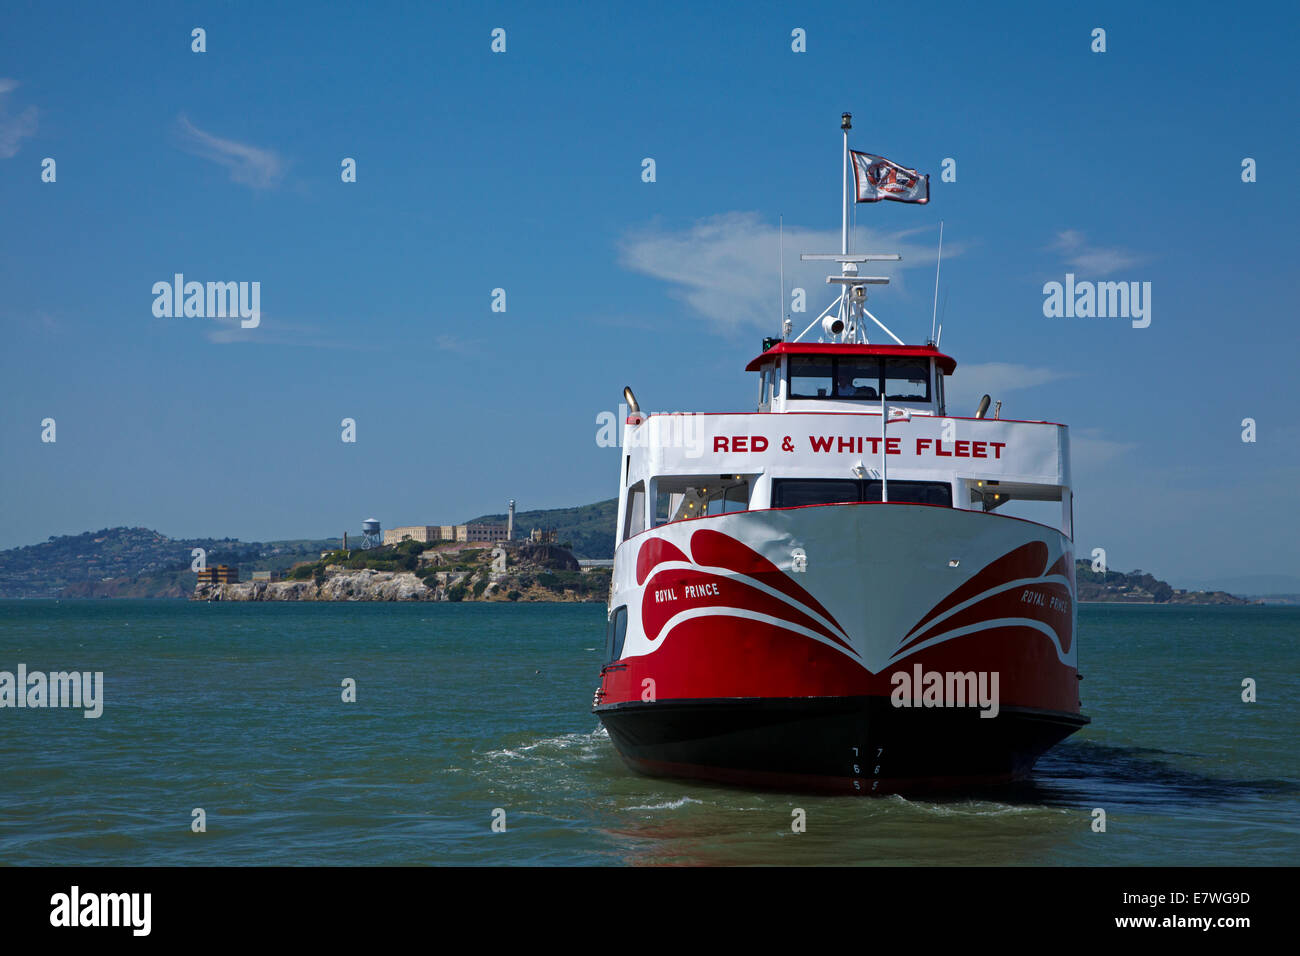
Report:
593,116,1087,794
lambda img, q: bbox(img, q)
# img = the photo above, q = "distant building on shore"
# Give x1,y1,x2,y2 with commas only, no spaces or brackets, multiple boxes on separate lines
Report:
383,523,508,546
383,526,440,545
250,570,281,582
529,528,557,544
196,565,239,585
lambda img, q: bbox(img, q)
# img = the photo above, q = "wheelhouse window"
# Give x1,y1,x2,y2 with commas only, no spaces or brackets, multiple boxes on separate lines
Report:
884,358,931,402
836,358,881,399
772,478,952,508
787,356,929,402
789,357,834,398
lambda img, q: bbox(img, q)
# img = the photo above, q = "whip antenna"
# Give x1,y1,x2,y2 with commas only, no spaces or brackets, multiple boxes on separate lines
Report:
779,214,784,330
930,220,944,344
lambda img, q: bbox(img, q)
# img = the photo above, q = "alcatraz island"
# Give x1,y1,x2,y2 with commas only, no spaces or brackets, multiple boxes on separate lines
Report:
195,536,609,603
194,505,613,603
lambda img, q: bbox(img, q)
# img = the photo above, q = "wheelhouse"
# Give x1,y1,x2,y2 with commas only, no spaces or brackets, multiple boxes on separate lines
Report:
748,342,956,415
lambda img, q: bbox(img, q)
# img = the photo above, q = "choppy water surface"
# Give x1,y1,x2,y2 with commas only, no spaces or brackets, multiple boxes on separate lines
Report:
0,601,1295,865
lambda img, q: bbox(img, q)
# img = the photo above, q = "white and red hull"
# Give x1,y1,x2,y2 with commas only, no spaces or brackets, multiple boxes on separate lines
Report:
594,502,1086,793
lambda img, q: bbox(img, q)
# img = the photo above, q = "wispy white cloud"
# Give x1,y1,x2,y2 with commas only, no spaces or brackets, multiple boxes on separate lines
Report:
177,115,284,188
1050,230,1140,276
943,362,1073,413
1071,427,1137,469
0,78,38,159
619,212,957,334
202,315,366,350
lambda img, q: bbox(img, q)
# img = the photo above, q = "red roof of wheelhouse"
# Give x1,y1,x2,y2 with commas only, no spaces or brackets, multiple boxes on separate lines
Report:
745,342,957,375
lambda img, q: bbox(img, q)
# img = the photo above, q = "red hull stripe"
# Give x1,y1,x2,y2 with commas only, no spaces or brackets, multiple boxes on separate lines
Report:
903,541,1049,640
636,538,690,586
1045,552,1074,582
641,568,855,653
899,579,1073,655
688,528,844,632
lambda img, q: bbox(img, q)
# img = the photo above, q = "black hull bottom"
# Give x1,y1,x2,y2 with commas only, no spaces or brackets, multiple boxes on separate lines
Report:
595,696,1089,795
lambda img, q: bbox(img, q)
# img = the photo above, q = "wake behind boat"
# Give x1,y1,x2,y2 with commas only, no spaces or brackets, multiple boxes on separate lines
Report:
593,114,1087,794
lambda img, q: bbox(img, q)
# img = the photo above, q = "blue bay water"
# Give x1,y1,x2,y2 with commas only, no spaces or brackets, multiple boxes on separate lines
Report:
0,600,1296,866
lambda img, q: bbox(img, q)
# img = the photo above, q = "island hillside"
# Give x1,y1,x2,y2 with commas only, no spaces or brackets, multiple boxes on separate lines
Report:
194,539,610,603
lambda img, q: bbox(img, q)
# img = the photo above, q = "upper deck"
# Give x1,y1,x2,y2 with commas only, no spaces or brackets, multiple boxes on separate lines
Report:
617,406,1071,544
616,343,1072,545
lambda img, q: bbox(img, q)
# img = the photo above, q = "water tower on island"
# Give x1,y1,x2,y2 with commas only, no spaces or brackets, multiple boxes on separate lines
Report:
361,518,382,550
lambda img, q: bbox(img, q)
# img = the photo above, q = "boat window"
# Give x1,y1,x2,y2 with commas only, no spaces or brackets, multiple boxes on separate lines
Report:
623,482,646,539
884,358,931,402
835,358,882,399
771,479,861,508
789,357,834,398
969,484,1066,532
653,476,752,525
607,605,628,661
708,482,750,516
654,489,674,526
935,370,945,414
772,478,952,508
863,479,952,506
758,367,769,406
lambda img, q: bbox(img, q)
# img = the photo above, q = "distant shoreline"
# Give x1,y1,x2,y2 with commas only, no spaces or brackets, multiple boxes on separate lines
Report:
4,597,1289,609
1078,599,1266,607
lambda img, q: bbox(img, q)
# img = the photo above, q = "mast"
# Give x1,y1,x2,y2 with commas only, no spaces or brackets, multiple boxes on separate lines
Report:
792,114,902,346
841,113,851,256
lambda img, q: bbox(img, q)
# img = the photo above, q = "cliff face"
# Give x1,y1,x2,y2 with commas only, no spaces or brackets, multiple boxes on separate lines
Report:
193,561,610,603
195,570,433,602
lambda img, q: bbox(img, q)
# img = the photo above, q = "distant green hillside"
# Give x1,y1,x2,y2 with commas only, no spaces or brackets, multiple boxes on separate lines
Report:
467,499,617,559
0,528,339,598
1075,560,1248,604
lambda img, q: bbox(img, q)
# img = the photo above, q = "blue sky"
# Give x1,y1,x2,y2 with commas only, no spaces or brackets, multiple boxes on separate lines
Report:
2,1,1297,589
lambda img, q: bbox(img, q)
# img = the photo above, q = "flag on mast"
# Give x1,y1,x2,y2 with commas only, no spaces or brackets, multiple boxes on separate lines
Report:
851,151,930,204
